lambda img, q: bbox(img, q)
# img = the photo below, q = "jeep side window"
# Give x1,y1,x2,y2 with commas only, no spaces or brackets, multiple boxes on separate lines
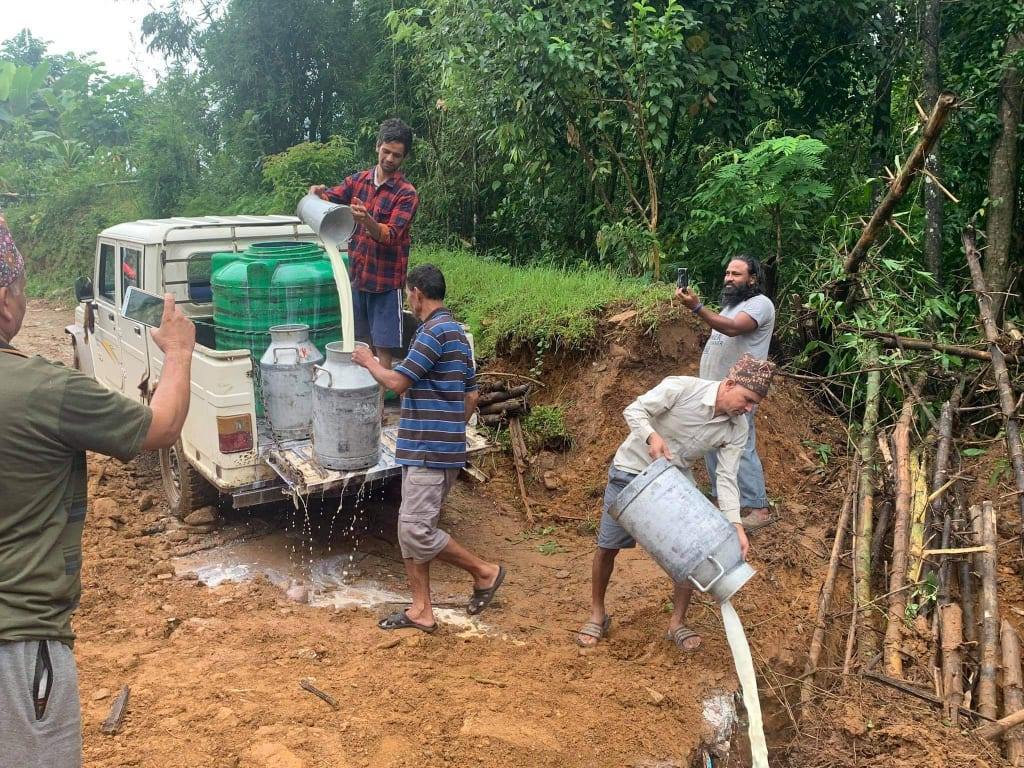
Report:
187,252,213,303
98,243,116,303
122,247,142,295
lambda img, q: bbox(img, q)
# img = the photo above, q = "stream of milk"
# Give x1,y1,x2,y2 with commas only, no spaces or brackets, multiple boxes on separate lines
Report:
720,599,769,768
323,240,355,353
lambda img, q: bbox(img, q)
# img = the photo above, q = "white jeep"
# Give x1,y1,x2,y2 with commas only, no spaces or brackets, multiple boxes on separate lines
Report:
67,215,485,517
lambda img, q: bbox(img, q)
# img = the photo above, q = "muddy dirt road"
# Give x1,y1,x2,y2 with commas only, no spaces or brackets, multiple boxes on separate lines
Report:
15,301,1007,768
16,303,753,768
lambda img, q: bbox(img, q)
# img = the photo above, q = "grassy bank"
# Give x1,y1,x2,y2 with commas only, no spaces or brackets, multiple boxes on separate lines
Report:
410,247,670,358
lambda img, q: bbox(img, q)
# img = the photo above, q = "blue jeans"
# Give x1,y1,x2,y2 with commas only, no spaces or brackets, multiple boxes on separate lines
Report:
705,409,768,509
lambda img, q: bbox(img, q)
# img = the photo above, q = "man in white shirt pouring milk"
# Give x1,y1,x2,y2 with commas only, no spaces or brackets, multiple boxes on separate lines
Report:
575,355,775,652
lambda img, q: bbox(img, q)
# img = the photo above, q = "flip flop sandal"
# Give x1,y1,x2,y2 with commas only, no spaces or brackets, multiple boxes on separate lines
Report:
378,610,437,633
467,565,506,615
574,615,612,648
666,625,702,652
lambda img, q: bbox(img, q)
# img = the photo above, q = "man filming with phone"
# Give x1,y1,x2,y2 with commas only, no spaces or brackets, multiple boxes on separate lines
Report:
676,256,776,530
0,213,195,768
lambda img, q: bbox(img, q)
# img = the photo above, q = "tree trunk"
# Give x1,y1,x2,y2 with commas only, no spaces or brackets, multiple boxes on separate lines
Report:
964,229,1024,541
857,352,882,663
984,31,1024,319
921,0,943,281
974,502,1001,720
885,394,915,677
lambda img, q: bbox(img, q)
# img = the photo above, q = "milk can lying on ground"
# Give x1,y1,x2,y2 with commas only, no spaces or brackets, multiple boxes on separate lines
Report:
260,323,323,440
608,457,755,603
312,341,382,471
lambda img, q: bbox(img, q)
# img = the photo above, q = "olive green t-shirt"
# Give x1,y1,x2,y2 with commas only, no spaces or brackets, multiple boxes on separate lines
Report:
0,344,152,645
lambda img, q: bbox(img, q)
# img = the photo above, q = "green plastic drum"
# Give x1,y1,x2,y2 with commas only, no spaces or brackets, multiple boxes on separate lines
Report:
211,241,349,415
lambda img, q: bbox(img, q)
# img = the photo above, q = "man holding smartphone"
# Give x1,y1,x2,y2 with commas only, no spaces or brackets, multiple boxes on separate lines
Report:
0,213,196,768
676,255,776,530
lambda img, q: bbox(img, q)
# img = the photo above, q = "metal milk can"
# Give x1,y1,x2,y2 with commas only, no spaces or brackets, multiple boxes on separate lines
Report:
311,341,382,470
260,324,324,440
608,458,755,603
296,193,357,244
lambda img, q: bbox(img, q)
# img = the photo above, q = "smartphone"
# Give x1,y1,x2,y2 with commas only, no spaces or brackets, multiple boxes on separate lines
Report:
676,267,689,290
122,286,166,328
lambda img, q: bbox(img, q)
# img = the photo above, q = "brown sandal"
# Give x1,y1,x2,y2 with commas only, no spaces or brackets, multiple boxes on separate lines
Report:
575,615,612,647
666,625,702,652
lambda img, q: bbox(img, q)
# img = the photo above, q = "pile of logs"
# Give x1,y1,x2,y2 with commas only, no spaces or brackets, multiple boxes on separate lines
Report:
790,92,1024,761
476,376,536,521
476,380,531,427
801,391,1024,757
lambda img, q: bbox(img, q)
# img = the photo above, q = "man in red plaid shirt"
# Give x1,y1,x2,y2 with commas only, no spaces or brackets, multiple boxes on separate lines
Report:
310,118,419,369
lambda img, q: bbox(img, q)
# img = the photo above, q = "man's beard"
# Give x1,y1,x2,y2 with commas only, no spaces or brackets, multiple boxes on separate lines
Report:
720,282,760,309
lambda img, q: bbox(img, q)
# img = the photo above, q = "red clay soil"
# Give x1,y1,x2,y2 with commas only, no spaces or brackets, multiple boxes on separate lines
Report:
12,300,1016,767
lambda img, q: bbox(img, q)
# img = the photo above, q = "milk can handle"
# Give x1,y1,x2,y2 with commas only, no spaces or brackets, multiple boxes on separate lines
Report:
272,346,298,363
687,555,726,593
312,364,332,387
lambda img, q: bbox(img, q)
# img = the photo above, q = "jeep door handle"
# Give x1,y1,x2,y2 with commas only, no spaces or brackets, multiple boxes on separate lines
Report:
107,312,115,322
133,327,142,336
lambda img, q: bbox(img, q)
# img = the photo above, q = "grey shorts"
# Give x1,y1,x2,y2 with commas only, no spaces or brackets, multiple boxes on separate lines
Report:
398,465,459,563
597,466,640,550
0,639,82,768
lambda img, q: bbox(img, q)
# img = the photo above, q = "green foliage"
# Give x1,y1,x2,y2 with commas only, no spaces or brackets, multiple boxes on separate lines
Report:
1,0,1021,377
801,439,833,467
9,159,142,297
905,572,938,623
685,134,833,282
0,60,50,122
537,539,566,556
523,405,573,452
409,246,669,358
262,136,356,213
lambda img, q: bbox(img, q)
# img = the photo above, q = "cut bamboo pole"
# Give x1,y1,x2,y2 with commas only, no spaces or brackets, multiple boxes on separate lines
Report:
885,393,915,677
939,603,964,725
974,501,1001,719
931,395,960,606
845,327,1012,362
801,463,859,708
856,357,882,663
907,452,930,584
978,708,1024,742
870,500,893,568
507,417,533,523
1001,620,1024,765
841,92,958,280
963,228,1024,545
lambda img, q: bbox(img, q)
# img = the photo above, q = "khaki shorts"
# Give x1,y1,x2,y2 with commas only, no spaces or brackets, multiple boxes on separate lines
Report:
398,465,459,563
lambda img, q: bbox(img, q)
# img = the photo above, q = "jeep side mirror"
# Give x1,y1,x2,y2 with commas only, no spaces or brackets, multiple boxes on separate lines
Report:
74,276,94,302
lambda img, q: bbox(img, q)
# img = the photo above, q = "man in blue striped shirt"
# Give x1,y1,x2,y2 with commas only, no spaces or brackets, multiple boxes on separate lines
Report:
353,264,505,632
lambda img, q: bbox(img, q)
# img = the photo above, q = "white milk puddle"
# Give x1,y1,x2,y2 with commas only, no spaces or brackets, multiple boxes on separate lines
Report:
721,600,769,768
174,532,489,632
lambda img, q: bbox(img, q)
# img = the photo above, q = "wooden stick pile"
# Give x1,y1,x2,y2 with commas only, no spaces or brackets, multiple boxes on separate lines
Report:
476,380,531,427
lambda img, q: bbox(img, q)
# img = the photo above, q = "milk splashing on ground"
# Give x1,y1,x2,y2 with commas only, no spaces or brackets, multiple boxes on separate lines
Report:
721,599,769,768
323,240,355,353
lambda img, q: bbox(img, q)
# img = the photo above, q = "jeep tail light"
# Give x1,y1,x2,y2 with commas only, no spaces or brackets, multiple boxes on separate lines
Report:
217,414,254,453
